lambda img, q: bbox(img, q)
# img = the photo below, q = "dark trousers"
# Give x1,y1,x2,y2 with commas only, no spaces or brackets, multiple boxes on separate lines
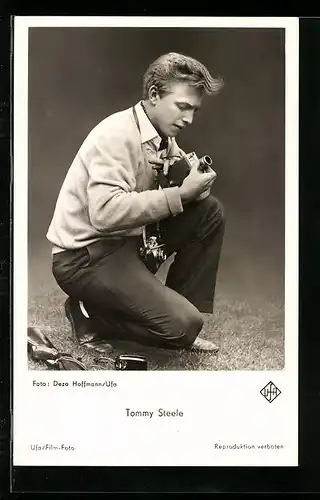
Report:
52,195,225,349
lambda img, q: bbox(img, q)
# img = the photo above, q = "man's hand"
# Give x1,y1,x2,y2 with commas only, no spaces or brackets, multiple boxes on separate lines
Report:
149,154,183,176
149,138,186,175
148,156,164,171
178,164,217,203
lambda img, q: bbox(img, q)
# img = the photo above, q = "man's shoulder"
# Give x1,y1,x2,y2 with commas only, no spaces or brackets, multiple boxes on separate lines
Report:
89,105,137,142
77,104,142,159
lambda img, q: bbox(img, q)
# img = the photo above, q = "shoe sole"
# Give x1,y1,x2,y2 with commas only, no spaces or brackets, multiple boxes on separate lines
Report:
188,342,220,353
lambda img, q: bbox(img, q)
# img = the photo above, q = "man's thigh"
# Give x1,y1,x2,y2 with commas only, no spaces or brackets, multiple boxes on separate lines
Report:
159,194,224,255
77,238,203,343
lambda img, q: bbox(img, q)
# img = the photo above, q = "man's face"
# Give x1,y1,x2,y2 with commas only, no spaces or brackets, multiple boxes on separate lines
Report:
150,82,203,138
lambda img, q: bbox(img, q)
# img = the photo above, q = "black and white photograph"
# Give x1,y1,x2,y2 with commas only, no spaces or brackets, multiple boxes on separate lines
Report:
13,17,298,468
26,23,288,372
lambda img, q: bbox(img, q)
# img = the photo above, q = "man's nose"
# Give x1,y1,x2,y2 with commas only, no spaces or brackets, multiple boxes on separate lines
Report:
182,110,194,125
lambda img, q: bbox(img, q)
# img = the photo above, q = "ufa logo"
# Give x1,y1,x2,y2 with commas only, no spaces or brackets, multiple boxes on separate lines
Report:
260,381,281,403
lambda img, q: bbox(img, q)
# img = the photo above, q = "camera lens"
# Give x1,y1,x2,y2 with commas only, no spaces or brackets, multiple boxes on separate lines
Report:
202,155,212,166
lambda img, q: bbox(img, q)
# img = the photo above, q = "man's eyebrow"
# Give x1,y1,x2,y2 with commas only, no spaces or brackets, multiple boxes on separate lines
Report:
177,101,200,110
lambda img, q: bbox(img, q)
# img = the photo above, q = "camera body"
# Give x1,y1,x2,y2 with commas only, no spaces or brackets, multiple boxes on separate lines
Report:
166,152,213,187
139,233,167,272
160,152,214,201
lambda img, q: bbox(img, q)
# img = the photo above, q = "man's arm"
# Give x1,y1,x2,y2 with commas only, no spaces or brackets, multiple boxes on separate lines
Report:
84,132,183,233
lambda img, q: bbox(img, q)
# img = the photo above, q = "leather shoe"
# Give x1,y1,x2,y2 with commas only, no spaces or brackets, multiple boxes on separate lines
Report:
189,337,219,353
64,297,113,354
27,326,87,370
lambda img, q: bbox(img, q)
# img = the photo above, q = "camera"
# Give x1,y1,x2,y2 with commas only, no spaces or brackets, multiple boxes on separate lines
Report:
139,233,167,272
166,152,213,186
159,152,214,200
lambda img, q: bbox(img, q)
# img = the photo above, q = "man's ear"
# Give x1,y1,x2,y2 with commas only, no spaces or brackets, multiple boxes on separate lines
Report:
148,85,160,105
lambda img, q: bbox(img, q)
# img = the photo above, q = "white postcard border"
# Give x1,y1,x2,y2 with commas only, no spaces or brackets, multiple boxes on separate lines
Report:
13,16,299,467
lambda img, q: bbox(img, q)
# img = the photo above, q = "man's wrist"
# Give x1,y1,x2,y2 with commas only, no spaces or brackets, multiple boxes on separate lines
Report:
178,186,190,204
163,186,184,215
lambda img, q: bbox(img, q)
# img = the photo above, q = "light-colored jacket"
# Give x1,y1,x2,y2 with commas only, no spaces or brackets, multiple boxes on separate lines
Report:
46,102,184,253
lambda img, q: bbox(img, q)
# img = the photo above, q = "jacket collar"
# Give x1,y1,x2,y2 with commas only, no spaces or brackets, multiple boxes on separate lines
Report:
134,101,162,149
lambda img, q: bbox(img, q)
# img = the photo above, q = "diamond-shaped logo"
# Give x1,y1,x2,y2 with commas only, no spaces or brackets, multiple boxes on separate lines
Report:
260,381,281,403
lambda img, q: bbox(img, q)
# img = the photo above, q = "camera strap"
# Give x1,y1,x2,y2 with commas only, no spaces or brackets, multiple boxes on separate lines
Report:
132,104,164,242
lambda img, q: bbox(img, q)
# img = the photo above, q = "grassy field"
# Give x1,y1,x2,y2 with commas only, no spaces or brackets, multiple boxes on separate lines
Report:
28,255,285,371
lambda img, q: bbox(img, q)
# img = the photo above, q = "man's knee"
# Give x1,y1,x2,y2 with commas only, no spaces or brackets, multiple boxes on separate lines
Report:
166,305,204,348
